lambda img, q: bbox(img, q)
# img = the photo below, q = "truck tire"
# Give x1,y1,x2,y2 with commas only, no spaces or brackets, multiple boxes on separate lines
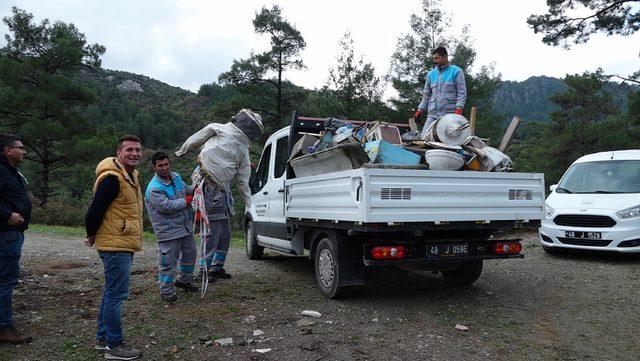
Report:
314,237,348,299
245,220,264,260
441,260,483,285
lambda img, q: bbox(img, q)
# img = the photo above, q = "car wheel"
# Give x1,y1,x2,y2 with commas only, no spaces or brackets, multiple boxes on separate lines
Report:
245,220,263,260
314,237,347,299
441,260,483,285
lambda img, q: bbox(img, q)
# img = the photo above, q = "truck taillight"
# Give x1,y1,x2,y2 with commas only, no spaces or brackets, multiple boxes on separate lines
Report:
493,241,522,255
371,246,406,260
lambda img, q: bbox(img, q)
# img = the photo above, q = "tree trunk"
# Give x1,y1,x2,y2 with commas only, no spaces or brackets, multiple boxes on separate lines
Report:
38,142,51,207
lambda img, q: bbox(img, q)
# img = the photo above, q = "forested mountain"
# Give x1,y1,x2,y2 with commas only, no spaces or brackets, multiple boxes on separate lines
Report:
493,76,637,122
75,68,210,150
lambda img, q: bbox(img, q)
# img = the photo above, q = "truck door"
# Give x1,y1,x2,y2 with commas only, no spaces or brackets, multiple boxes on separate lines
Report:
267,134,289,240
250,142,272,238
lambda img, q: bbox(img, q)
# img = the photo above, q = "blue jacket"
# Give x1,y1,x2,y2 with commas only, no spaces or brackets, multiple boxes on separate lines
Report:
418,64,467,118
144,172,192,242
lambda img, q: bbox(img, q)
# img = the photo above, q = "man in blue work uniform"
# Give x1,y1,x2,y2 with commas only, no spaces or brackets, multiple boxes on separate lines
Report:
145,151,198,303
413,46,467,139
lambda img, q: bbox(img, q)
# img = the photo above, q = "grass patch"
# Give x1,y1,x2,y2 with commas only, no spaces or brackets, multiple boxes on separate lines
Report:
58,337,95,361
27,224,245,248
28,224,86,237
231,230,244,249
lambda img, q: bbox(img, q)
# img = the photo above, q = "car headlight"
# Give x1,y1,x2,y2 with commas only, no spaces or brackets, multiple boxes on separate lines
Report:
545,203,555,218
616,205,640,219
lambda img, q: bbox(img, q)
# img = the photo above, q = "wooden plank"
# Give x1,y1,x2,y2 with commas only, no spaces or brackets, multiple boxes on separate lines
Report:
498,116,521,153
469,106,477,136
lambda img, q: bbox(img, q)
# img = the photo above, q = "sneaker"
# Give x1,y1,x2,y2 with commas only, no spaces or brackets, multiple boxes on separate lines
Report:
95,339,108,350
208,268,231,279
105,343,142,360
160,292,177,303
0,325,32,344
175,281,198,292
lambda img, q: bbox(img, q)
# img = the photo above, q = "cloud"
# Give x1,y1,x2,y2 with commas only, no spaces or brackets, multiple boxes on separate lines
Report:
1,0,638,94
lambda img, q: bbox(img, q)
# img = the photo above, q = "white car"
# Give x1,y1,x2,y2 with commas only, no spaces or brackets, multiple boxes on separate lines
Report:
539,149,640,253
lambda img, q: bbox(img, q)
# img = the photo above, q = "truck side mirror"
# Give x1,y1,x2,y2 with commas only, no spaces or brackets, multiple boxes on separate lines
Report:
249,171,257,194
549,184,557,192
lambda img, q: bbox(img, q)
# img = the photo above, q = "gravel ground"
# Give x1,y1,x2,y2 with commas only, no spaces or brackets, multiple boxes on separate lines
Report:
1,229,639,360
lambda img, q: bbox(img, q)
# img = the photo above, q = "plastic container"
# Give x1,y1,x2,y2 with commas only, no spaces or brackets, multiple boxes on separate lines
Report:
425,149,464,170
365,140,421,165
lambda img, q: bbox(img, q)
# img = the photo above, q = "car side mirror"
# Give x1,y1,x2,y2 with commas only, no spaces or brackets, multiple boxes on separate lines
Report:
549,184,557,192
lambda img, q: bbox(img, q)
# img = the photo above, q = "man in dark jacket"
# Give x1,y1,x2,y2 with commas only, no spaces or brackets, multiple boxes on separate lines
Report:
0,134,32,345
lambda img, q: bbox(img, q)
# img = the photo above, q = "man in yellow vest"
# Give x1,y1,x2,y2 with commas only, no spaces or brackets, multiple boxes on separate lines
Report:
84,135,143,360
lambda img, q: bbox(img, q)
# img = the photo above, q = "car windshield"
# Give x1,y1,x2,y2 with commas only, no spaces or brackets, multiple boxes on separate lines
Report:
557,160,640,194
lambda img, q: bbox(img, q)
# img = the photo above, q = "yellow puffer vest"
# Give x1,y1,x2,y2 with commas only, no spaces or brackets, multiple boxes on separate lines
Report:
92,157,143,252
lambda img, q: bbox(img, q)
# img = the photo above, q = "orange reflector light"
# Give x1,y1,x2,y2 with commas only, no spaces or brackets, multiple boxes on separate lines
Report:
371,246,406,260
493,241,522,255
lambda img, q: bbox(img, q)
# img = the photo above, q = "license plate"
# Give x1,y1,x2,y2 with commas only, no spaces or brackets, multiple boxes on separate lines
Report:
427,243,469,258
565,231,602,239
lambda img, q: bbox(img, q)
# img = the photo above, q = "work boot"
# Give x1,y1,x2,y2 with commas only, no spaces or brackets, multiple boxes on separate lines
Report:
95,339,108,350
160,292,177,304
0,325,33,344
194,269,216,283
175,281,198,292
208,268,231,279
104,343,142,360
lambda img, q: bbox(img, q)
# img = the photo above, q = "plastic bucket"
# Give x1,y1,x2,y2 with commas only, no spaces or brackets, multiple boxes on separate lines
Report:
425,149,464,170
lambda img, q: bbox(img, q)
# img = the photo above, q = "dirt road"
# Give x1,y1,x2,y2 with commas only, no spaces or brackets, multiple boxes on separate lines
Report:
2,230,639,360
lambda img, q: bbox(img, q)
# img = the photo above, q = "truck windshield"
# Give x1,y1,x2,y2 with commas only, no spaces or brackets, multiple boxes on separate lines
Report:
558,160,640,194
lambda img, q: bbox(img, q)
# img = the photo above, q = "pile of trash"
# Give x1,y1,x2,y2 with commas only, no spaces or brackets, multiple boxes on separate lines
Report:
288,115,512,178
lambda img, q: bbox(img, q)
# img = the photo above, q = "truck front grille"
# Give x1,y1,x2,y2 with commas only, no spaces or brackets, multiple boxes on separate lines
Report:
557,237,612,247
553,215,616,228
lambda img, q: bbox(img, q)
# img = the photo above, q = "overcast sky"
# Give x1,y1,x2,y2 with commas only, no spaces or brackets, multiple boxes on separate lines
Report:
1,0,639,95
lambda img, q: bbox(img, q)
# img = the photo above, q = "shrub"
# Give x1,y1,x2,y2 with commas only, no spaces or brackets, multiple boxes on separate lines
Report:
30,197,88,227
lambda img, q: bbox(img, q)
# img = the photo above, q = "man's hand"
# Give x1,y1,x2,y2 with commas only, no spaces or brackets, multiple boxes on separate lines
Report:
7,212,24,226
85,236,95,247
185,195,193,205
413,109,422,120
455,108,462,115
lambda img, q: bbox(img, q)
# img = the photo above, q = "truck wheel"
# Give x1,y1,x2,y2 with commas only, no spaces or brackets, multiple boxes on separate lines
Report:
245,221,263,260
314,237,347,299
441,260,483,285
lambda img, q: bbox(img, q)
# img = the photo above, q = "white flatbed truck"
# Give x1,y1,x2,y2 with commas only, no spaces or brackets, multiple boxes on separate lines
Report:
244,113,545,298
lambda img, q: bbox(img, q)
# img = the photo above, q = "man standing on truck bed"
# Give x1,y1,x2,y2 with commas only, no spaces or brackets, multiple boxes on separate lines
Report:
413,46,467,139
175,109,263,280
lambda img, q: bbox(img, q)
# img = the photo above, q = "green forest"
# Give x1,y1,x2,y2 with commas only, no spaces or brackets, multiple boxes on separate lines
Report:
1,1,639,230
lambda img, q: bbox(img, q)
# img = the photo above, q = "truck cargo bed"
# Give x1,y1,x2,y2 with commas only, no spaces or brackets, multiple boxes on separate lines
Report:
285,166,545,223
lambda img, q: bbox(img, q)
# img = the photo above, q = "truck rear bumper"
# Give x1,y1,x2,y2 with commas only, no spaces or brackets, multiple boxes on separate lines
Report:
363,253,523,267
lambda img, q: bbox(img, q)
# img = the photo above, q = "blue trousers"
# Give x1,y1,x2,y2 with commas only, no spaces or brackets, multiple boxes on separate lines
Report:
96,251,133,348
0,230,24,330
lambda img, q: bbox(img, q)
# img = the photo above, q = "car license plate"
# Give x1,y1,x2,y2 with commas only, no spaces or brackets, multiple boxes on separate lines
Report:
565,231,602,239
427,243,468,258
